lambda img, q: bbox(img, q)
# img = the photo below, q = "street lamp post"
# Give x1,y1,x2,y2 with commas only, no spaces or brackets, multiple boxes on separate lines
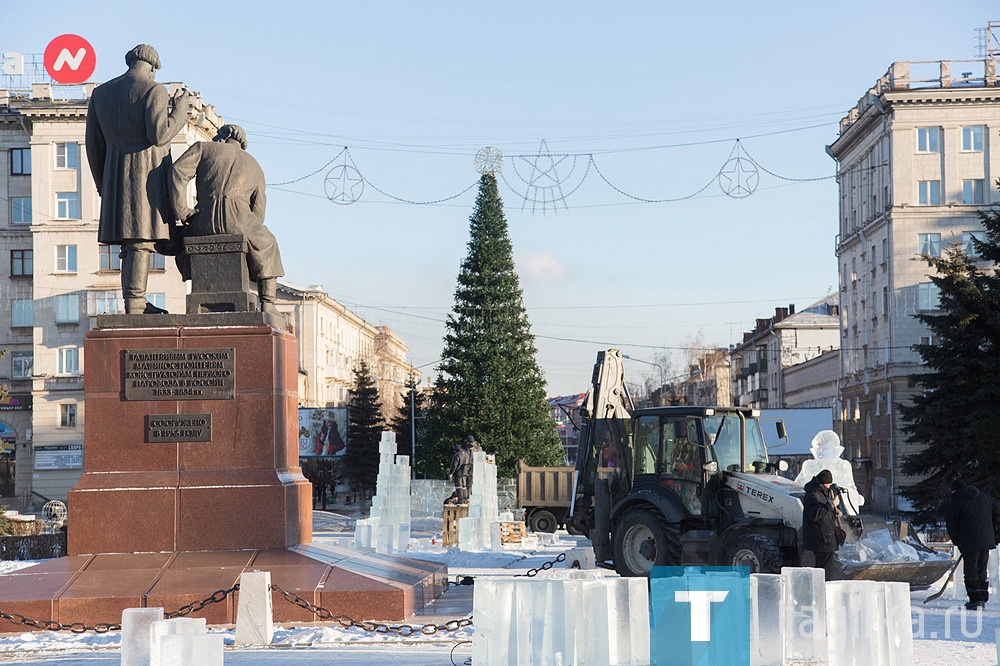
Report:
622,354,666,406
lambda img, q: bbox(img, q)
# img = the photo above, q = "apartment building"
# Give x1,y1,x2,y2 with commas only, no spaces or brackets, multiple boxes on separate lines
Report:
730,297,840,410
827,59,1000,511
275,282,418,418
0,82,221,503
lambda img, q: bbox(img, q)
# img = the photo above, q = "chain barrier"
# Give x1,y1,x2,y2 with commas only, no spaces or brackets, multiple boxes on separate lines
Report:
517,552,568,577
269,583,472,637
165,584,240,619
0,584,240,634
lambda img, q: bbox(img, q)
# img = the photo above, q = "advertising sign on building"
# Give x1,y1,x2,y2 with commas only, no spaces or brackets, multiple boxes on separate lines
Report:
298,407,348,458
34,444,83,470
0,394,32,411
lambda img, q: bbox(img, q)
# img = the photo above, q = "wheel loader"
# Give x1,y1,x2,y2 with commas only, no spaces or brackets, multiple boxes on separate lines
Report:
567,349,954,589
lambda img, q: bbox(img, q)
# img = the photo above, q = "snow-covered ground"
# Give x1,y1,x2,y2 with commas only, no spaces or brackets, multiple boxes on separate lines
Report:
0,512,997,664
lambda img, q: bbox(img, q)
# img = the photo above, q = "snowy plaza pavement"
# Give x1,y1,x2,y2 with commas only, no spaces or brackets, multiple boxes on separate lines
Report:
1,512,998,664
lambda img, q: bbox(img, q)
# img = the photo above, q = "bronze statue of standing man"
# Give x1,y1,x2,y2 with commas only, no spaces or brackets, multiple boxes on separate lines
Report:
85,44,192,314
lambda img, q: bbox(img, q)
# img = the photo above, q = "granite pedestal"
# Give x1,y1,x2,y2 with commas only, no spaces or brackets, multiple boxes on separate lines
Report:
0,315,445,629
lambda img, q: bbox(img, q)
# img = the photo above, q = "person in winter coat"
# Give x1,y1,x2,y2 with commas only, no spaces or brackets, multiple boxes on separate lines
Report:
85,44,192,314
946,478,1000,610
802,469,843,578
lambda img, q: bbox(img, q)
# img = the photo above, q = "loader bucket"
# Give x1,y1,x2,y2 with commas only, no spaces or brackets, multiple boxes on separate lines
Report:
831,514,955,590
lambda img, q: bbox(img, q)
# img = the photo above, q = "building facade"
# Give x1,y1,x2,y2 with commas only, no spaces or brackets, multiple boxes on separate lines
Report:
0,82,222,504
275,282,418,418
827,59,1000,511
730,297,840,410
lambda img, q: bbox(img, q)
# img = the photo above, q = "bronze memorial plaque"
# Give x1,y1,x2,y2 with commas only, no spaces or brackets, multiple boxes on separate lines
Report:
145,414,213,443
124,348,236,400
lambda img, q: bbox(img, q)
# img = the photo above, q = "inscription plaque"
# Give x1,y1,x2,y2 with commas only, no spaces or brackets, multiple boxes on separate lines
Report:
124,348,236,400
145,414,213,443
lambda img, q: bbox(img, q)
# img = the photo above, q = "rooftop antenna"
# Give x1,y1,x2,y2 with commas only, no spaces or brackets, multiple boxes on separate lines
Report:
975,21,1000,59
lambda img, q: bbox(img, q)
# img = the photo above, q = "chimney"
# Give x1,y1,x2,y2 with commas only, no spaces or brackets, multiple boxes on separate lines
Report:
789,303,796,315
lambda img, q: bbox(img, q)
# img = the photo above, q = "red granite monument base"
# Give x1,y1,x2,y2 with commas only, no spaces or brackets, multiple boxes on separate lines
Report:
68,323,309,554
0,320,445,630
0,544,447,629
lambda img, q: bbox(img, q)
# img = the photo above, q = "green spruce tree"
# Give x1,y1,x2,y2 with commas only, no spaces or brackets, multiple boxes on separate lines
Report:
899,195,1000,522
343,359,386,496
423,173,563,478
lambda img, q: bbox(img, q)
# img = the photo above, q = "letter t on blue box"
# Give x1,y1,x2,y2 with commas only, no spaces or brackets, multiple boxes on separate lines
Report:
650,566,750,666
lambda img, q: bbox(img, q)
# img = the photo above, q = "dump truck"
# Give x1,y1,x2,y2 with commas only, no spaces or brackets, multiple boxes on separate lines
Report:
567,349,954,588
516,461,576,533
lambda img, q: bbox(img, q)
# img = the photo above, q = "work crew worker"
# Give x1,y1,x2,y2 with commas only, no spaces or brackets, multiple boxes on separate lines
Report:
802,469,843,578
946,478,1000,610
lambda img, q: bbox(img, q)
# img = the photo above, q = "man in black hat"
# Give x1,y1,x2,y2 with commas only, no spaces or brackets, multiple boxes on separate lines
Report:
946,478,1000,610
802,469,843,578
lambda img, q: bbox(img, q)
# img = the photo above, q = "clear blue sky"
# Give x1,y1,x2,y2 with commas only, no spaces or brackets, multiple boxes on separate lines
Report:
4,2,996,395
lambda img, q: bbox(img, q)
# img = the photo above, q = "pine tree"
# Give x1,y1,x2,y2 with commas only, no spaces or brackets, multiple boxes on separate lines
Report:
422,173,563,478
390,377,427,469
343,359,386,495
899,197,1000,522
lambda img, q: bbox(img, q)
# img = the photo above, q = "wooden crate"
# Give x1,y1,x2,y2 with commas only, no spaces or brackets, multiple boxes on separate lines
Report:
499,521,526,545
442,504,469,547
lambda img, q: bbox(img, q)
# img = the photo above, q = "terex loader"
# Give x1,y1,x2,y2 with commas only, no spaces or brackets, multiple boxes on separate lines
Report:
567,349,954,588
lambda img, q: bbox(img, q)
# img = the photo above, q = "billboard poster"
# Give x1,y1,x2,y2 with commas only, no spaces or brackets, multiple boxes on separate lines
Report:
298,407,348,457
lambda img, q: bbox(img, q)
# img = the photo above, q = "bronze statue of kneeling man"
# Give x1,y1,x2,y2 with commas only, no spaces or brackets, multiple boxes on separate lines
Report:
169,124,284,314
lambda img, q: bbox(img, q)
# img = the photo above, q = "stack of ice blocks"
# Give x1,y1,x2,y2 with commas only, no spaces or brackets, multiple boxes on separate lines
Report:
458,451,499,551
121,608,223,666
354,431,411,555
748,569,913,666
472,570,649,666
826,580,912,666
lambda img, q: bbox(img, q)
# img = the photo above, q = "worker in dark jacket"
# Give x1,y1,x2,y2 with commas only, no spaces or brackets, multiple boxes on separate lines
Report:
946,478,1000,610
802,469,842,578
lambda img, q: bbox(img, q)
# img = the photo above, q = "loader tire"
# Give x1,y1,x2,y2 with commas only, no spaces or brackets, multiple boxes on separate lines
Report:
611,507,682,577
723,532,783,573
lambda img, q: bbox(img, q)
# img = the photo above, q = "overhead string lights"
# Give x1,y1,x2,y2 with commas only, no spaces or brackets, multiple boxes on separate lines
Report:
266,138,836,213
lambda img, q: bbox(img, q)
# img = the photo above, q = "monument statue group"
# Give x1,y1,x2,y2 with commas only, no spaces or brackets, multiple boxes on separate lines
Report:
85,43,283,315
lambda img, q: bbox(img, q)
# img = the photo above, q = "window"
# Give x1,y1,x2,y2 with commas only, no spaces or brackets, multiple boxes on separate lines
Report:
56,192,81,219
881,238,888,265
59,403,77,428
87,290,124,315
962,125,984,151
147,293,165,310
962,179,985,204
11,299,33,327
10,250,32,277
917,127,940,152
917,283,941,311
55,143,79,169
11,197,31,224
99,245,121,271
55,294,80,323
883,287,889,316
99,246,163,271
917,233,941,257
56,245,77,272
57,348,80,375
10,148,30,175
917,180,940,205
962,231,986,257
11,351,32,379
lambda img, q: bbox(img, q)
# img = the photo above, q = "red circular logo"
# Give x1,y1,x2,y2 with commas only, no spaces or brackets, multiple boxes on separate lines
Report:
43,34,97,84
